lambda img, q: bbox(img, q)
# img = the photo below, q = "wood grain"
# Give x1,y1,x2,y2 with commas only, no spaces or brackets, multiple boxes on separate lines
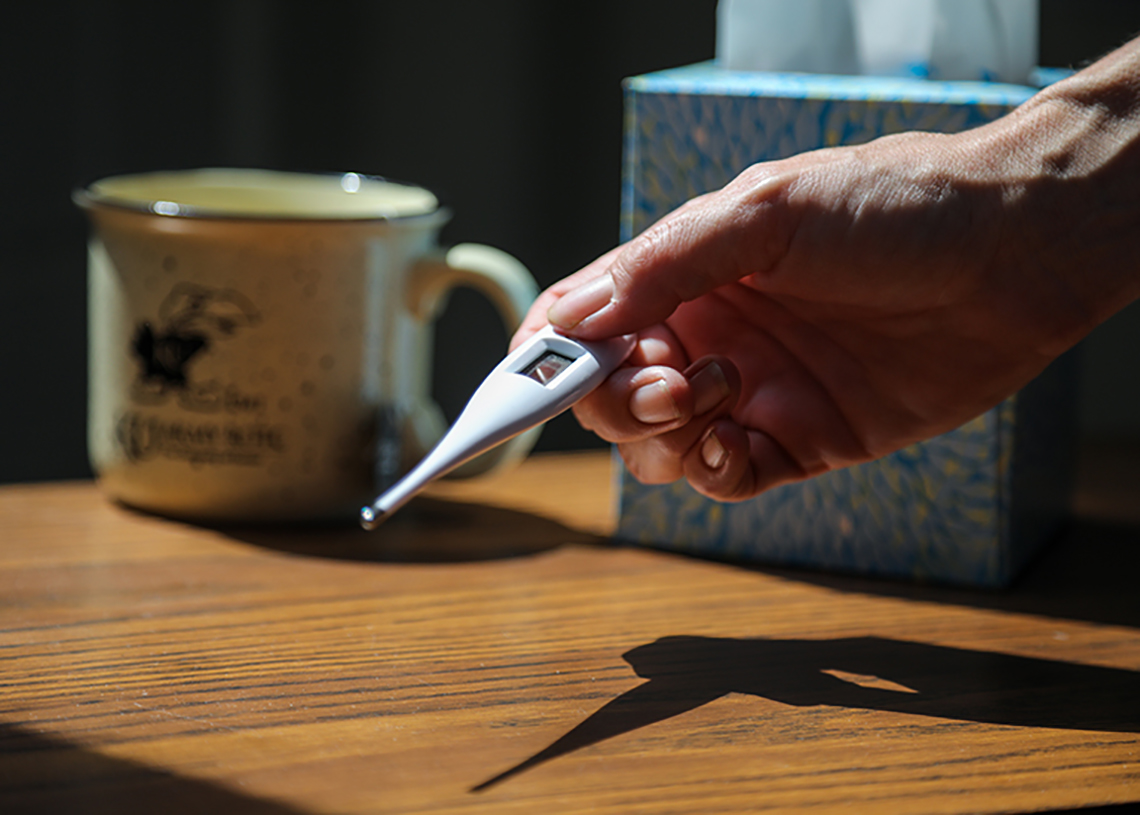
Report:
1,450,1139,814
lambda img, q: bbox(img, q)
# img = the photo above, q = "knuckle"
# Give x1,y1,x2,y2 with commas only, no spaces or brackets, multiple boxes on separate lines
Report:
619,213,721,306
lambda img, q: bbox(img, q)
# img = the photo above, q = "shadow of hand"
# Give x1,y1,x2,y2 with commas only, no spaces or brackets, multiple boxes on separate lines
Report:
475,635,1140,791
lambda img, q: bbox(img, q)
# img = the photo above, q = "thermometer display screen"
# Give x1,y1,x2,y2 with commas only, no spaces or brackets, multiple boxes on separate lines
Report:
520,351,575,385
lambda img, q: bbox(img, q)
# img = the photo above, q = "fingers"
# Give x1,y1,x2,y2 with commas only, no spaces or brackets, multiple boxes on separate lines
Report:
682,418,756,501
624,410,810,503
516,167,792,347
575,358,728,444
510,246,624,351
588,355,737,483
680,420,807,502
546,178,795,340
581,333,810,501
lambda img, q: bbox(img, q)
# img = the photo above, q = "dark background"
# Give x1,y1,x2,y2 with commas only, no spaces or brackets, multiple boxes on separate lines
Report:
3,0,1140,484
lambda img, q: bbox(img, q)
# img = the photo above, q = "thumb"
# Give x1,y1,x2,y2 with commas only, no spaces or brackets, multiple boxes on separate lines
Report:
547,181,792,339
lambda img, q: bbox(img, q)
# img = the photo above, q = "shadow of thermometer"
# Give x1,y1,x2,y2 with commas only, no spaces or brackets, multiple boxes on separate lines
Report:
361,325,637,530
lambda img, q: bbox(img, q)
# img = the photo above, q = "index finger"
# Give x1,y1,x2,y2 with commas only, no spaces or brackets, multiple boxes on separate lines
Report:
510,246,625,351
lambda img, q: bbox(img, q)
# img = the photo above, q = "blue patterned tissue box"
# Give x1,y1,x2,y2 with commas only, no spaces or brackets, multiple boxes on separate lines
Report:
614,64,1078,587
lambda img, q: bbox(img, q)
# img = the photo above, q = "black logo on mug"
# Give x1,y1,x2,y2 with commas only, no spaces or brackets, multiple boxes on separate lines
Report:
119,283,287,465
131,283,262,412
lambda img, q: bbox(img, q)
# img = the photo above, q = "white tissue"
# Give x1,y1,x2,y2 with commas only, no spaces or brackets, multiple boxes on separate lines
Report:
850,0,937,78
853,0,1038,82
718,0,1038,84
716,0,858,75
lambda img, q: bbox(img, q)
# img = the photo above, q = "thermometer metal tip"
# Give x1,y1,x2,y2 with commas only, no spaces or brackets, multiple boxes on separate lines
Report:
360,506,386,531
360,325,636,530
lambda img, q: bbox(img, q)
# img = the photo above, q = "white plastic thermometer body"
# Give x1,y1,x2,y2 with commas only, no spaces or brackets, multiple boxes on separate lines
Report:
361,325,636,529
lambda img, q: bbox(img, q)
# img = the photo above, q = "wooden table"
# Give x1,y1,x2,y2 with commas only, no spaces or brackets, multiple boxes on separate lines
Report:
2,449,1139,814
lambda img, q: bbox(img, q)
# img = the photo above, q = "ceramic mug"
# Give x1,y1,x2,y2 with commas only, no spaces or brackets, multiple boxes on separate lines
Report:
76,168,539,522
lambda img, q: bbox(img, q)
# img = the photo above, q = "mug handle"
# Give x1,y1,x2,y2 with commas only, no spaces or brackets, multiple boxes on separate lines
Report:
405,242,541,478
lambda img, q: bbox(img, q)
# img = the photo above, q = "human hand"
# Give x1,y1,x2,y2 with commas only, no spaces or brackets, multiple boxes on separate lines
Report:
513,52,1140,502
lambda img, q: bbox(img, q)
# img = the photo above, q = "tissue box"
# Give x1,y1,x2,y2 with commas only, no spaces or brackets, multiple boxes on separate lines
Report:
615,63,1078,587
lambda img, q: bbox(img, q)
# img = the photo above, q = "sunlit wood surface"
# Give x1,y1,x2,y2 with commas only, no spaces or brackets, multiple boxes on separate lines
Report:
2,448,1139,814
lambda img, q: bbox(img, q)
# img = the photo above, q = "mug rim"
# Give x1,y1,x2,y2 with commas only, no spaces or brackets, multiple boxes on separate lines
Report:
73,168,447,223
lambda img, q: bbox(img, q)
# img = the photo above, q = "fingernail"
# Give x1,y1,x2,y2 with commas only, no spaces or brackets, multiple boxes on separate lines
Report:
701,430,728,470
547,273,613,330
630,379,681,424
691,362,730,415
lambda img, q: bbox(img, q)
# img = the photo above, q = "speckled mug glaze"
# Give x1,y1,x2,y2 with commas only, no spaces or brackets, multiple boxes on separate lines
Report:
77,169,537,522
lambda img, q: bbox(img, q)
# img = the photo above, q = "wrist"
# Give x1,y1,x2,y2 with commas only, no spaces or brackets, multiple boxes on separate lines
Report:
971,44,1140,347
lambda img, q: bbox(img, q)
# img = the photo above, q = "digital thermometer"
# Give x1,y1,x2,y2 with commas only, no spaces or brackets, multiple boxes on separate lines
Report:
360,325,637,530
